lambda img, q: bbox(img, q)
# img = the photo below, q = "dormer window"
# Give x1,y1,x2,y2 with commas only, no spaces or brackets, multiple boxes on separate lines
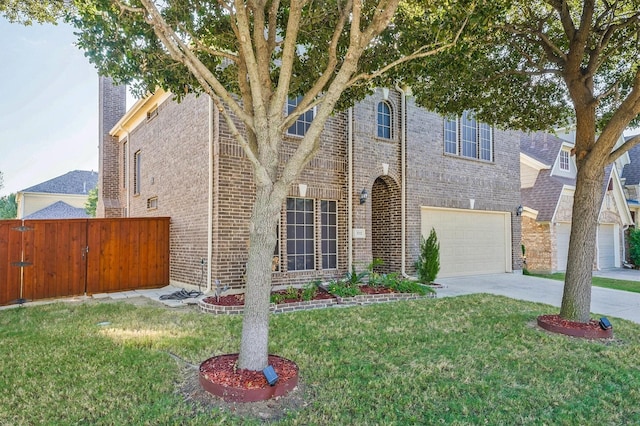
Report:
560,150,570,171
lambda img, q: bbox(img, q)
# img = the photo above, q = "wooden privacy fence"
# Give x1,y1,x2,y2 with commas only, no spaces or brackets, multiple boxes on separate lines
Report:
0,217,170,306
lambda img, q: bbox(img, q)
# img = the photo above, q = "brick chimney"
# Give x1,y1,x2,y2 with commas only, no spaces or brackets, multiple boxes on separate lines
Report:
97,76,126,218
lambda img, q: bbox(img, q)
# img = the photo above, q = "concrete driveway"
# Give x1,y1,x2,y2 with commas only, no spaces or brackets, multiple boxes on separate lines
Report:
435,271,640,324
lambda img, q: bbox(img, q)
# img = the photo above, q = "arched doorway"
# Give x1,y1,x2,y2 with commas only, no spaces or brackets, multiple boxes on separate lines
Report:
371,176,402,273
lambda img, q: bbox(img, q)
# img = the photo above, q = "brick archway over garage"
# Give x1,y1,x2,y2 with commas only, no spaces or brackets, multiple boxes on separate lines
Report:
371,176,401,274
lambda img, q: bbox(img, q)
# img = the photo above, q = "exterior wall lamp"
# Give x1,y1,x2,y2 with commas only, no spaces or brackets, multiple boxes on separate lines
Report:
516,205,523,216
360,188,368,204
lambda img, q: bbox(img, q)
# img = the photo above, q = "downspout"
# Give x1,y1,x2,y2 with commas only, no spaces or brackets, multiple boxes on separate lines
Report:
117,125,130,216
396,85,408,277
207,97,219,292
348,107,354,271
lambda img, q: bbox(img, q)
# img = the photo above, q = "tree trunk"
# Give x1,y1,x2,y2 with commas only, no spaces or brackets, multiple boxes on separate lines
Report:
560,159,604,322
237,183,283,371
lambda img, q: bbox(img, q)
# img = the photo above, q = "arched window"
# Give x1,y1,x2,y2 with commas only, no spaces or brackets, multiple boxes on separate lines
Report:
377,101,392,139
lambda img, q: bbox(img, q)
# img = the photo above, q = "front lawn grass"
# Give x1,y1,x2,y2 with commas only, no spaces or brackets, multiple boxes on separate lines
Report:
2,295,640,424
531,272,640,293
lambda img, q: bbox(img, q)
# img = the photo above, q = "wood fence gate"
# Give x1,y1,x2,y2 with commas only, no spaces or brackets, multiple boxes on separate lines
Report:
0,217,170,306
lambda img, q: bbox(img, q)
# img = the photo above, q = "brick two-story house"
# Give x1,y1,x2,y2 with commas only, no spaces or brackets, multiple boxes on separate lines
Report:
97,77,522,291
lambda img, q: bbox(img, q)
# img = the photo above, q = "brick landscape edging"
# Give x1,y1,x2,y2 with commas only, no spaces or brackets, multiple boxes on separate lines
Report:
198,291,435,315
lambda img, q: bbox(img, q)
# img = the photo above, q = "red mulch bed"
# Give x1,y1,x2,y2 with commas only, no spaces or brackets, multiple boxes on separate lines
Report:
202,285,397,306
200,354,298,390
199,354,299,402
537,314,613,339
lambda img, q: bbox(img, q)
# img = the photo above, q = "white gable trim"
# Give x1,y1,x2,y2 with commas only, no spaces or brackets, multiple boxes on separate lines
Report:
520,152,550,170
522,206,538,220
550,185,574,223
600,164,633,226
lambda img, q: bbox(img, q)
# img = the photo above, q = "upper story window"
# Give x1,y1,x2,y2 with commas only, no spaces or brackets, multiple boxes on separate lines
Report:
133,150,141,195
287,96,314,137
377,101,392,139
559,150,570,171
444,111,493,162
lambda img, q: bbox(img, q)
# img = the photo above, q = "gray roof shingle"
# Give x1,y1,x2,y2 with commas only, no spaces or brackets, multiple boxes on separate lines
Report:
20,170,98,195
24,201,90,219
520,131,567,166
622,143,640,186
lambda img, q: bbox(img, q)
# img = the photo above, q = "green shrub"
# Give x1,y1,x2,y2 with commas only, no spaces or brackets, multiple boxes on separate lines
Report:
328,280,362,297
386,278,430,295
344,264,368,286
629,228,640,266
301,282,318,301
270,293,286,304
284,286,299,300
414,228,440,284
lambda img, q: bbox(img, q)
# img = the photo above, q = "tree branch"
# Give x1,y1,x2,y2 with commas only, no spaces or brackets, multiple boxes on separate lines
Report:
132,0,260,165
346,16,468,87
279,0,352,133
609,134,640,162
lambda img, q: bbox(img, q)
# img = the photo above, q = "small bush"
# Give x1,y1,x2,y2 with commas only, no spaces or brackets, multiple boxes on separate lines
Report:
270,293,286,304
328,280,362,297
386,278,430,295
629,227,640,266
301,282,318,301
414,228,440,284
284,286,299,300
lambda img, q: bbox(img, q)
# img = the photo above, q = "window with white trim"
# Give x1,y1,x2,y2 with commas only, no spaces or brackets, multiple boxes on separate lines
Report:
377,101,392,139
133,150,141,195
286,96,314,137
286,198,315,271
559,150,570,171
443,111,493,161
321,200,337,269
444,117,458,154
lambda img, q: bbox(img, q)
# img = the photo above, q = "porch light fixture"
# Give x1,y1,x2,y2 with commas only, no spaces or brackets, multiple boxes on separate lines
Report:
360,188,368,204
516,205,523,216
263,365,279,386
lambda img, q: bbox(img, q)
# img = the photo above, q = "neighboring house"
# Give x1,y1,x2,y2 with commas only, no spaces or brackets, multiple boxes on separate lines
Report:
621,135,640,224
97,77,522,291
520,132,632,273
16,170,98,219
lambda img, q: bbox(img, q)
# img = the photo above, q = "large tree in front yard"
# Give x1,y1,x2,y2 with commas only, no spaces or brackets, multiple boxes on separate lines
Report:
408,0,640,323
69,0,482,370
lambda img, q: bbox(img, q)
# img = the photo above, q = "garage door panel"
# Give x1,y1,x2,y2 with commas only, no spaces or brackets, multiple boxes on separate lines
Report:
556,224,570,272
421,207,511,278
598,224,616,269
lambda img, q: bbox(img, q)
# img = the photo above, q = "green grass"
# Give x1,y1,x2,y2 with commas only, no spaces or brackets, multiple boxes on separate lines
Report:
530,272,640,293
2,295,640,424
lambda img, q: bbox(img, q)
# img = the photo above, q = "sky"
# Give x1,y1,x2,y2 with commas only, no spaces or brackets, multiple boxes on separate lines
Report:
0,18,137,198
0,18,101,197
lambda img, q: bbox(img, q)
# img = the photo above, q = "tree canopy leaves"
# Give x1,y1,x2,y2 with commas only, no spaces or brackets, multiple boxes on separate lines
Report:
407,0,640,137
1,0,69,25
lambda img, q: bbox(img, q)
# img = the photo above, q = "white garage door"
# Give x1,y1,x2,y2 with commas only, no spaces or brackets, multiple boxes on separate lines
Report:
598,224,617,269
556,223,571,272
420,207,512,277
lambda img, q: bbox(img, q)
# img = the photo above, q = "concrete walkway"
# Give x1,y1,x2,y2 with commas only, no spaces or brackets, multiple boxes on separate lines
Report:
435,271,640,324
